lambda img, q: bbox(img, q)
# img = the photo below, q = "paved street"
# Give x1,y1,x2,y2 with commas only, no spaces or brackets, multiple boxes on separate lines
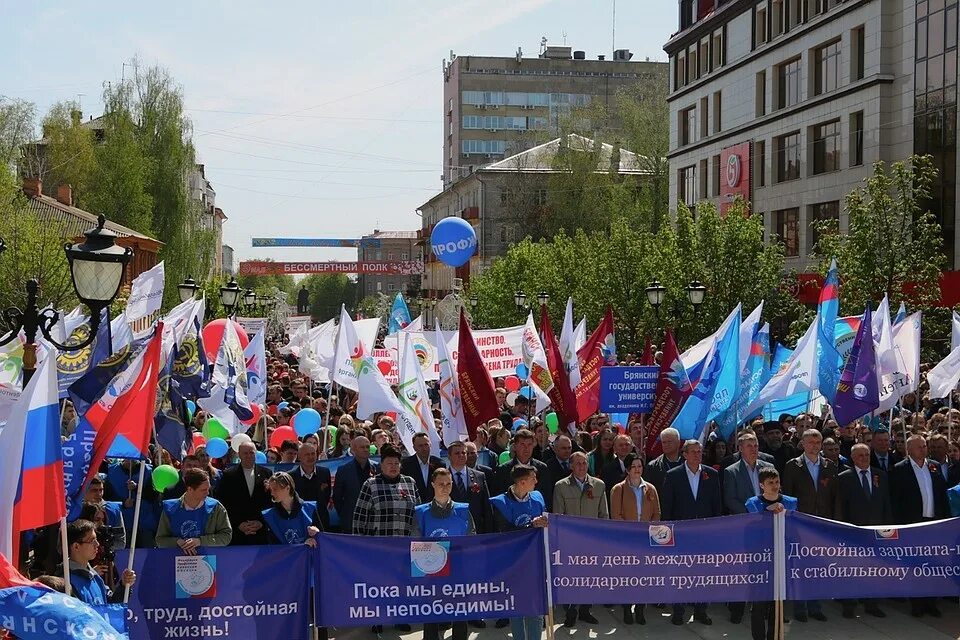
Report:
329,599,960,639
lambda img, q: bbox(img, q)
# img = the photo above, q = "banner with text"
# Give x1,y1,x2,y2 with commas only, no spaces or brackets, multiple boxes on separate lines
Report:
383,326,525,380
239,260,423,276
549,514,775,605
599,366,659,412
252,238,381,248
116,545,310,639
284,315,311,336
316,529,546,626
236,317,267,335
785,511,960,600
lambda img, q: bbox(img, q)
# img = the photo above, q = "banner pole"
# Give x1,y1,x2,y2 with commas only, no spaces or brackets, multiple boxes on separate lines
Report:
59,517,71,597
949,393,953,443
123,462,147,603
541,527,556,640
773,510,786,640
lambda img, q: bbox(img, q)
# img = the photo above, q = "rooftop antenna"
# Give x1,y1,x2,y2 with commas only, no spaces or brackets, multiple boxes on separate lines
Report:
76,94,84,111
562,30,568,45
612,0,617,55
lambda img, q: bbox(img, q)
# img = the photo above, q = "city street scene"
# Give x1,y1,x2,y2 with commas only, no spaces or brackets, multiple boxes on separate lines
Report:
2,1,960,638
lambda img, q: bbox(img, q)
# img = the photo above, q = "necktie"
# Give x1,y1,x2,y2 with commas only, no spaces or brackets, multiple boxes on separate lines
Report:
879,457,886,471
456,471,466,493
561,461,569,473
860,470,871,496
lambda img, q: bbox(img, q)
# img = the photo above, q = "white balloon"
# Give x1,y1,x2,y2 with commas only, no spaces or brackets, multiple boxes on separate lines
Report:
230,433,253,452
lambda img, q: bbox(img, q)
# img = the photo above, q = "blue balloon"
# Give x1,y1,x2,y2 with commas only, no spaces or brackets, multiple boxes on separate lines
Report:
519,386,535,400
293,408,322,437
186,400,196,414
512,418,528,431
277,401,289,411
430,217,477,267
206,437,229,458
254,451,267,464
515,363,529,381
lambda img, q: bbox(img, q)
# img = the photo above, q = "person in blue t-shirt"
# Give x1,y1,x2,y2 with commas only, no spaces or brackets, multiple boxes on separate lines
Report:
745,467,797,640
156,469,233,553
489,463,549,639
262,471,323,547
63,519,136,606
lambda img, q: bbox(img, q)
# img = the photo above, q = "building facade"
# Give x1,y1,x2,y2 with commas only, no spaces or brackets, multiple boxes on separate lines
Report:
357,230,419,300
665,0,960,280
442,46,667,187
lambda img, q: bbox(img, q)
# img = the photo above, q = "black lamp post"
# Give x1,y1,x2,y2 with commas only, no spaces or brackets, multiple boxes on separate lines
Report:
177,276,200,303
0,215,133,385
243,289,256,314
514,290,527,313
219,277,242,317
536,291,549,307
645,278,707,342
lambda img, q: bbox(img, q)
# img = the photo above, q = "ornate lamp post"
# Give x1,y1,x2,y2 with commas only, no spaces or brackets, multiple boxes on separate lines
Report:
219,277,242,317
178,276,200,303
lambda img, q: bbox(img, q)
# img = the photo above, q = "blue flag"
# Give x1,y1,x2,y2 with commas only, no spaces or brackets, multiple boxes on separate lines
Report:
0,585,126,639
173,315,209,399
763,343,809,421
893,302,907,327
716,322,771,438
67,336,146,417
56,309,110,398
816,258,841,403
155,347,190,461
387,293,412,335
833,304,880,426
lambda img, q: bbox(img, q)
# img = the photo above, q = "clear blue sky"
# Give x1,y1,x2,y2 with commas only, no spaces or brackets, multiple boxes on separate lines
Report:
0,0,677,266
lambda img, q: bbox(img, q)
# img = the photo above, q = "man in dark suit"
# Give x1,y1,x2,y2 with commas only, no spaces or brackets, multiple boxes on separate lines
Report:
493,429,552,508
661,440,721,627
837,444,892,619
759,422,796,473
601,434,634,497
400,432,444,504
545,435,574,500
890,435,951,618
214,442,272,545
927,433,960,487
447,441,493,533
465,441,495,487
332,435,378,534
869,430,902,473
722,432,774,625
289,442,332,530
781,429,839,622
643,427,684,494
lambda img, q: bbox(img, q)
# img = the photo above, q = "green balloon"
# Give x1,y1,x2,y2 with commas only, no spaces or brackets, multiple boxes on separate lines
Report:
202,417,229,440
498,450,512,465
369,444,378,455
545,412,559,434
152,464,179,492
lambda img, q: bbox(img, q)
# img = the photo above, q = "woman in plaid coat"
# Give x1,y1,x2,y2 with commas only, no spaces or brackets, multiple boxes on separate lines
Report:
352,443,421,536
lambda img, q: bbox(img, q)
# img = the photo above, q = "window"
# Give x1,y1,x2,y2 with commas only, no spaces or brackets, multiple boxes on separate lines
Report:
772,0,784,36
809,201,840,250
387,251,396,260
713,31,724,68
756,6,769,45
375,250,382,260
756,140,766,187
814,40,841,95
500,226,507,243
700,39,711,76
787,0,803,30
774,208,800,256
387,283,396,292
713,91,722,133
535,189,548,206
679,166,698,206
852,26,866,80
850,111,865,166
681,106,697,145
777,57,802,108
676,53,687,89
776,131,801,181
813,120,841,174
700,96,709,138
699,159,709,199
756,71,767,117
376,282,383,292
690,46,699,81
461,139,506,155
712,155,721,196
401,252,409,260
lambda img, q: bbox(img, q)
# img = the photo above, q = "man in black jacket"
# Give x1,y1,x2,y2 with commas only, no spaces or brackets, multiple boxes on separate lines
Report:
289,442,332,530
643,427,684,494
214,442,272,545
836,444,892,619
493,429,552,508
400,432,444,504
332,435,378,534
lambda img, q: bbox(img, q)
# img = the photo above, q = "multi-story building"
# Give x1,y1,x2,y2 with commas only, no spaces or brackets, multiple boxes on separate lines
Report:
188,164,227,277
357,230,419,300
221,244,235,276
664,0,960,294
418,134,649,298
442,45,667,187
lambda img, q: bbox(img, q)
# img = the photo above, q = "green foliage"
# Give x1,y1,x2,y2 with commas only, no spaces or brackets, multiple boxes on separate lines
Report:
813,156,946,312
38,101,96,205
300,274,357,321
0,97,35,168
237,262,294,300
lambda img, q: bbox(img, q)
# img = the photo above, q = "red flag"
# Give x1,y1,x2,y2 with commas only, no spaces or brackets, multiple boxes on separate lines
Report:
0,552,43,589
456,311,498,440
575,308,616,422
641,336,654,366
82,324,163,490
644,330,694,459
540,305,577,426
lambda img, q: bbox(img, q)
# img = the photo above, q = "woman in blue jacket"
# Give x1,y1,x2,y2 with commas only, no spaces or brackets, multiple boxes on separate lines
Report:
745,467,796,640
413,467,475,640
261,471,323,546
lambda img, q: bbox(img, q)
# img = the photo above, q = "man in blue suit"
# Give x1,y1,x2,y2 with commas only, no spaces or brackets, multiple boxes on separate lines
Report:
661,439,722,627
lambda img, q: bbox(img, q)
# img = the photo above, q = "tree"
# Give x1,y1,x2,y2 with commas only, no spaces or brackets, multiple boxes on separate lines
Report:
237,261,294,300
0,97,35,169
813,156,946,312
38,101,96,205
299,274,357,321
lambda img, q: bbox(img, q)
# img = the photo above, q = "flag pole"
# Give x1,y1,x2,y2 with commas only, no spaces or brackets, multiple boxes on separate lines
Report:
123,462,146,603
321,382,336,458
59,517,71,596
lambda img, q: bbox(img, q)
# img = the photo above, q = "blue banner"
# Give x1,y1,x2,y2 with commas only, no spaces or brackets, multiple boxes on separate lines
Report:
549,514,774,604
116,545,310,639
0,586,127,639
316,530,547,626
251,238,380,248
599,366,658,412
785,512,960,599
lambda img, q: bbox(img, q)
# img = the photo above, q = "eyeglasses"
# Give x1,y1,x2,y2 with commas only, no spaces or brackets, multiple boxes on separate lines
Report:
80,537,99,546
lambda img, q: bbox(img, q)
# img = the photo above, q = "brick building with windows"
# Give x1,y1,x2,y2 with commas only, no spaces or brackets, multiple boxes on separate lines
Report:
357,230,419,300
665,0,960,302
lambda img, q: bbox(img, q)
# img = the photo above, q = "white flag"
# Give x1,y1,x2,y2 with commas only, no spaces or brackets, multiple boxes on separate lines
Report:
399,333,441,456
244,328,267,405
574,316,587,351
332,306,363,391
741,315,820,419
952,310,960,353
211,317,252,428
877,311,921,412
929,345,960,399
872,295,898,377
559,298,582,389
110,311,133,353
522,312,554,394
355,318,381,354
310,319,338,370
125,261,165,321
436,319,468,445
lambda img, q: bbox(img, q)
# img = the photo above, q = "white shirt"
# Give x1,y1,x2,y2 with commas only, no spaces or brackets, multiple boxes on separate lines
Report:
744,461,760,496
243,466,256,496
910,458,936,518
418,458,431,486
685,464,702,500
298,466,315,480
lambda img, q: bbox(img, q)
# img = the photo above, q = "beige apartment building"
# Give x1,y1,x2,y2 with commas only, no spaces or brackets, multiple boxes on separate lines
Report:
357,230,419,299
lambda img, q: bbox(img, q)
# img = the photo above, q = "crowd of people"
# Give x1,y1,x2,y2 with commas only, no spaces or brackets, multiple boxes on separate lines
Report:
26,334,960,639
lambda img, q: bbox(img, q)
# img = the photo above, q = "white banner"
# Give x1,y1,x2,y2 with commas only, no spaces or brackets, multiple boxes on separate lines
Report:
237,317,267,335
125,261,165,321
285,315,311,336
383,325,525,380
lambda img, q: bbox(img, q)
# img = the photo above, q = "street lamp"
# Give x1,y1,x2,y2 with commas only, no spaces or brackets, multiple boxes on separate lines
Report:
0,214,132,384
469,294,478,309
514,290,527,311
645,280,667,317
219,277,242,317
536,291,549,307
685,280,707,312
178,276,200,303
0,237,6,256
243,289,256,312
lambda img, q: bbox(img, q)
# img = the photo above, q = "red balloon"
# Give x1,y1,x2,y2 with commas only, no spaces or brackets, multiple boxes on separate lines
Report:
189,432,206,454
241,403,262,426
201,319,250,363
504,375,521,392
266,404,278,416
269,425,297,449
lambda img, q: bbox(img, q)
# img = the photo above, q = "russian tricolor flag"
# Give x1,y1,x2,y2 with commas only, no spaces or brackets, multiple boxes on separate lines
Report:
0,354,63,563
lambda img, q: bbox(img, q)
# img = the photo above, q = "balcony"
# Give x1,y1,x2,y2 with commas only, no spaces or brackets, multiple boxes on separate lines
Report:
462,206,480,221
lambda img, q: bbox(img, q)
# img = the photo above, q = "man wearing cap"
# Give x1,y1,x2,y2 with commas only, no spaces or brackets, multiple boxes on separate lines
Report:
759,421,795,473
